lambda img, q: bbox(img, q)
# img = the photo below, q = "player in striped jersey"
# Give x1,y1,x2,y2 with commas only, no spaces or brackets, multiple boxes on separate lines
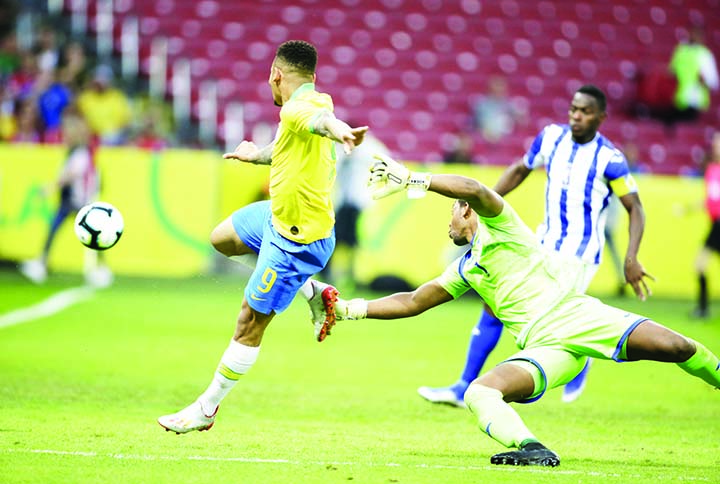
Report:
418,85,651,407
158,40,367,434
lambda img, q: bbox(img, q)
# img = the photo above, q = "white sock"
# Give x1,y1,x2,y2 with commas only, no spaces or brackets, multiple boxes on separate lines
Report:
197,340,260,413
298,279,315,301
229,254,259,269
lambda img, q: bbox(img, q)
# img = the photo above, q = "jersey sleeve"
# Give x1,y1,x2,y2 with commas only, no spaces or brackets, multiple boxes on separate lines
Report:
479,200,523,231
436,256,472,299
604,150,638,197
522,124,569,170
522,128,546,169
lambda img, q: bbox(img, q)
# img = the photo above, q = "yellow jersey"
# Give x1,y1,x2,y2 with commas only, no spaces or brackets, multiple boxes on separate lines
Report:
269,83,337,243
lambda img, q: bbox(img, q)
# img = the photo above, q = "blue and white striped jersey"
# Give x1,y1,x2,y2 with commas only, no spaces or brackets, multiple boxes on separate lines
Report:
523,124,638,266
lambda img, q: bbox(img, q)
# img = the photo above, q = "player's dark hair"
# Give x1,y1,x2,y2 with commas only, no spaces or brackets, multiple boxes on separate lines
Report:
576,84,607,112
276,40,317,76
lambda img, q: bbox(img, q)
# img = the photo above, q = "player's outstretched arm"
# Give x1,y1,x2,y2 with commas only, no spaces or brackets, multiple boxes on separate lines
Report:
493,159,532,197
369,154,504,217
428,174,504,218
223,141,274,165
619,192,654,300
311,110,368,154
336,280,454,321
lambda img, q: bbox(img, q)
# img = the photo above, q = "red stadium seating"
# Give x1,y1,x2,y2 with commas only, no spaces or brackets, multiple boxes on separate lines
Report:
96,0,720,172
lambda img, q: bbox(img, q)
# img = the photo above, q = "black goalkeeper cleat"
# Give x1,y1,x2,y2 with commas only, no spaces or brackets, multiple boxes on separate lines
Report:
490,442,560,467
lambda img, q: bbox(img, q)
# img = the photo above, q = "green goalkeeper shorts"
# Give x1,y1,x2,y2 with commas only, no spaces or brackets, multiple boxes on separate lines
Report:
503,294,649,403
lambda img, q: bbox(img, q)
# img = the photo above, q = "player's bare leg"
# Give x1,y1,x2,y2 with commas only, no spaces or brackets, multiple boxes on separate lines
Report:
158,300,273,434
211,216,336,341
625,320,720,388
210,215,258,266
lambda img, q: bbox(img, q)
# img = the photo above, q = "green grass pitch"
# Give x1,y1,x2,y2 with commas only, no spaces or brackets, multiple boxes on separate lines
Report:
1,270,718,483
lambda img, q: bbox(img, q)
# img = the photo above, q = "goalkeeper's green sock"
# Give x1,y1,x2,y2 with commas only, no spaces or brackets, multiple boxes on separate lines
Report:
465,384,537,448
677,340,720,389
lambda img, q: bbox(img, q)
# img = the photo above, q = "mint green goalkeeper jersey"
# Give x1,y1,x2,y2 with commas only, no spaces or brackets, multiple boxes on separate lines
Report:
437,201,578,349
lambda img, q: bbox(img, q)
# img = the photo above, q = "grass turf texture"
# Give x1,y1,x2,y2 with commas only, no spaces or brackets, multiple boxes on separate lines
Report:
1,270,718,483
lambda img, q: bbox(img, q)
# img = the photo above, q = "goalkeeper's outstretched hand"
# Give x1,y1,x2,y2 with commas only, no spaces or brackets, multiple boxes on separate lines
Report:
368,154,432,200
335,297,368,320
369,153,410,199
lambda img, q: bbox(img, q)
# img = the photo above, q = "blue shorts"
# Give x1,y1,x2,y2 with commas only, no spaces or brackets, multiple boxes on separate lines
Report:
231,200,335,315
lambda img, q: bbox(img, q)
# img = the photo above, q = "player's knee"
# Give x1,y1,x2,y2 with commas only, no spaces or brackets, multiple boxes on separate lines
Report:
210,226,233,256
209,225,222,250
669,336,696,362
464,383,504,412
234,302,272,345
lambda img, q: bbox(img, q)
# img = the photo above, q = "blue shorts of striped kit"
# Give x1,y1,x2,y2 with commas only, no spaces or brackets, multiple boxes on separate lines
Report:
231,200,335,315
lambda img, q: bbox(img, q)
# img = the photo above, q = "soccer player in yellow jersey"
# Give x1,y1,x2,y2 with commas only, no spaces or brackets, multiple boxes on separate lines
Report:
158,40,368,434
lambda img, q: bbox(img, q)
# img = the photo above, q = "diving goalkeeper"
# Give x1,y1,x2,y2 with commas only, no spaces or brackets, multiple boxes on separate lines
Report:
317,154,720,467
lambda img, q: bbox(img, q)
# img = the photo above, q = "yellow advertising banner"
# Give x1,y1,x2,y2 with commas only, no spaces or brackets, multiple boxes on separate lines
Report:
0,145,219,276
0,145,713,297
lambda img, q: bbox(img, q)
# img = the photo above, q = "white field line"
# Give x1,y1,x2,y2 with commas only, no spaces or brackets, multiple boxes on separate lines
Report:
0,448,712,481
0,286,95,329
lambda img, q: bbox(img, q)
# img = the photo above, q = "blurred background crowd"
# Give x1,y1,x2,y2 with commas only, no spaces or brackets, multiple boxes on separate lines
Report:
0,0,718,173
0,0,174,150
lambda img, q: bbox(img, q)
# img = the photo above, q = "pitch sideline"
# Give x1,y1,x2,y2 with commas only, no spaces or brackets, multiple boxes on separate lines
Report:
0,286,95,330
0,448,712,481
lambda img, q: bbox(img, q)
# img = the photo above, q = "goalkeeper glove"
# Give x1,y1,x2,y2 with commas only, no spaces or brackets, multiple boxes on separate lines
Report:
369,153,432,200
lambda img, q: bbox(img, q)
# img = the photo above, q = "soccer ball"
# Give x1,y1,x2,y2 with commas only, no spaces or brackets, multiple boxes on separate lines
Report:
74,202,124,250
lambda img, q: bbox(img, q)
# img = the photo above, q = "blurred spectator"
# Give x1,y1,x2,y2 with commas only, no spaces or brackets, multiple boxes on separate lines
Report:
693,130,720,319
34,23,60,73
6,50,39,101
0,81,15,140
19,113,103,285
0,32,19,83
472,76,523,144
10,97,41,142
133,117,169,151
77,64,131,145
131,95,173,150
669,26,719,122
36,69,72,142
325,132,389,289
442,132,474,164
0,0,19,39
57,40,89,93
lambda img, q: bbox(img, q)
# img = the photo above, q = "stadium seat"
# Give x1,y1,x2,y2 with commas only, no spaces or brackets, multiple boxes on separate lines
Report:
102,0,719,171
